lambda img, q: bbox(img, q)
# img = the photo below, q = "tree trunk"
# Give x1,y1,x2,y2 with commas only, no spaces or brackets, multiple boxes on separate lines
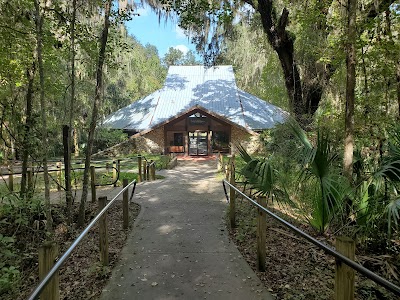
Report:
34,0,53,231
78,0,112,227
251,0,330,124
255,2,303,116
343,0,357,183
65,0,77,224
396,59,400,119
73,128,79,157
20,63,35,197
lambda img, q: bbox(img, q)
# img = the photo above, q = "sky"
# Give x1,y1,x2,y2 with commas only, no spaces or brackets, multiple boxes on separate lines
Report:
125,3,198,59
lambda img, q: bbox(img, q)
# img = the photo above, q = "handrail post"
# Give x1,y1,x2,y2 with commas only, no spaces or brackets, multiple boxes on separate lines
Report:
98,196,109,266
257,195,267,272
146,162,150,181
39,241,59,300
113,160,117,187
229,155,236,228
335,236,355,300
90,166,96,203
123,179,129,229
137,155,142,182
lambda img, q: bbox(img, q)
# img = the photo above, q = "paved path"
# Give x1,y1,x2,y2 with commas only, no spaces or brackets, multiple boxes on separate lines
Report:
100,159,272,300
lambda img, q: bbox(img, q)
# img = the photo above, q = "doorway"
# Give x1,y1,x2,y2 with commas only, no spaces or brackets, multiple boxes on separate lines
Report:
188,131,208,156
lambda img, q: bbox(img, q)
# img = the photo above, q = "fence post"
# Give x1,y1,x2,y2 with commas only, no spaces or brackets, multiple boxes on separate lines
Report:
229,155,236,229
217,152,222,171
257,195,267,272
143,161,147,181
152,163,156,180
149,160,154,181
56,161,61,191
90,166,96,203
335,236,355,300
146,163,150,181
8,163,13,192
39,241,59,300
98,196,109,266
113,160,117,187
225,159,230,181
123,179,129,229
138,155,142,182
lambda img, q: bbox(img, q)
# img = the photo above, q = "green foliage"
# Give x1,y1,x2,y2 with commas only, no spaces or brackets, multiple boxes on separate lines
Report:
357,125,400,240
92,128,128,153
287,119,350,233
162,47,200,67
237,144,294,207
220,15,288,110
0,194,46,296
239,120,350,234
0,266,20,296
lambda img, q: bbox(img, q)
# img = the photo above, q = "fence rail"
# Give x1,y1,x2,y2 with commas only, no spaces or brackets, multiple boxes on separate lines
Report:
222,178,400,297
27,179,137,300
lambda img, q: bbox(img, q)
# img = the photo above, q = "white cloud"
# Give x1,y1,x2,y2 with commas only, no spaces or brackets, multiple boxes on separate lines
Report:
173,45,190,54
175,24,188,39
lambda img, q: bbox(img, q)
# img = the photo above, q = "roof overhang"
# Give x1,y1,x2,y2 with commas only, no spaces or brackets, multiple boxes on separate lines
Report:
132,104,257,138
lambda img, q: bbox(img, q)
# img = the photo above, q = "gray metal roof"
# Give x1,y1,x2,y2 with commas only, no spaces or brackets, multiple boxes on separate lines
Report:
102,65,287,132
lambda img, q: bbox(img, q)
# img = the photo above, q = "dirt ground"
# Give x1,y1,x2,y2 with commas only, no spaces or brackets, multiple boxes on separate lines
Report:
13,200,140,300
228,196,399,300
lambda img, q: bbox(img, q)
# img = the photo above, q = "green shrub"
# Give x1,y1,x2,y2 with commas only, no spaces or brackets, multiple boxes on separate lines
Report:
0,235,19,296
92,128,128,153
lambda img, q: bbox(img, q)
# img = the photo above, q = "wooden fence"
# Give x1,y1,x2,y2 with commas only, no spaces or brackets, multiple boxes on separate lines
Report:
1,156,157,193
34,179,135,300
224,158,369,300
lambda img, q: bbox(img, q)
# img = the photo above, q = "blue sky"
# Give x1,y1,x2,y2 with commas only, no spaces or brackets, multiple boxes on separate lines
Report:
125,4,198,59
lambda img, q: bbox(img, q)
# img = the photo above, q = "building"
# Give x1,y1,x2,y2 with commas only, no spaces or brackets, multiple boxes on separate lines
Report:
102,65,287,156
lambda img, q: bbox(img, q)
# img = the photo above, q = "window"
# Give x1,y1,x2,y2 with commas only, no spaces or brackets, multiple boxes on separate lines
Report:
174,133,184,146
212,131,229,152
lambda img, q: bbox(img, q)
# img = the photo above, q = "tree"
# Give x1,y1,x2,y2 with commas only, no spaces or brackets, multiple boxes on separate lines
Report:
34,0,52,231
343,0,357,183
149,0,397,124
162,47,200,67
163,47,184,66
78,0,113,226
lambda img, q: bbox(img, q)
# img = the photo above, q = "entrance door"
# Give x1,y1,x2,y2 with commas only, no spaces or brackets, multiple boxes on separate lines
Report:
188,132,208,156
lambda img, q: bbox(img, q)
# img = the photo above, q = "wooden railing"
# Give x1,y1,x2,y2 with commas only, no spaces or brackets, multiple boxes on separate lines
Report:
28,180,137,300
222,159,400,298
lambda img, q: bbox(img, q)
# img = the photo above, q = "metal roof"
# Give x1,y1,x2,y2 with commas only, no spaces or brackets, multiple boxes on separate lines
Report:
102,65,287,132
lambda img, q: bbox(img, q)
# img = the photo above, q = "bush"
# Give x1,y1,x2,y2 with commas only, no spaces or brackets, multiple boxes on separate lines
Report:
92,128,128,153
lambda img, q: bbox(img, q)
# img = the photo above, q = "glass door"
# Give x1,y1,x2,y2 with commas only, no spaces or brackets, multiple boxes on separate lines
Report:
188,132,208,156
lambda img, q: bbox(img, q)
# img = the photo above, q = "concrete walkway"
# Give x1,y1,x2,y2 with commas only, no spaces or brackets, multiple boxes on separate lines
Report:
100,159,272,300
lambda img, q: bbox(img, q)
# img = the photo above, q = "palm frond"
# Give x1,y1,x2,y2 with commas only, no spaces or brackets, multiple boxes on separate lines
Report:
236,143,252,163
386,197,400,238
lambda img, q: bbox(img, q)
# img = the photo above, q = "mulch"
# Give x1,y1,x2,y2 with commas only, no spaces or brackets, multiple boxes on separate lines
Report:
13,200,140,300
228,197,399,300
